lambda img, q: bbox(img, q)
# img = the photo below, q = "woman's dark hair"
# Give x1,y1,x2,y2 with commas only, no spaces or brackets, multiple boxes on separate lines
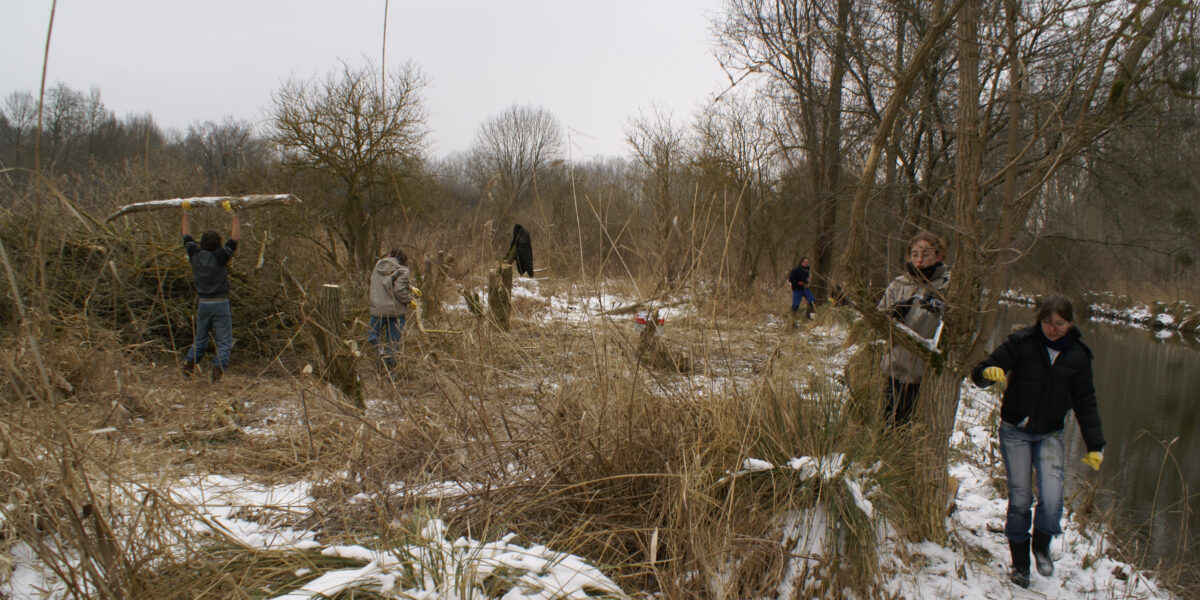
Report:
386,248,407,265
908,231,947,257
1035,293,1074,323
200,230,222,252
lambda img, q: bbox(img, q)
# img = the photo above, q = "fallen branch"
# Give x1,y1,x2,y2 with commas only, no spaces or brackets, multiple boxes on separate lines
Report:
599,298,686,316
105,194,302,223
163,424,240,444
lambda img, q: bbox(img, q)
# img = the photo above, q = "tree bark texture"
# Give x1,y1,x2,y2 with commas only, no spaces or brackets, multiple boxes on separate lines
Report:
310,284,362,408
487,262,513,330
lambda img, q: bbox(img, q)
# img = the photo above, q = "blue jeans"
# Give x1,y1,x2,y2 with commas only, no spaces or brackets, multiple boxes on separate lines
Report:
368,315,406,363
792,288,815,310
999,422,1065,543
186,300,233,368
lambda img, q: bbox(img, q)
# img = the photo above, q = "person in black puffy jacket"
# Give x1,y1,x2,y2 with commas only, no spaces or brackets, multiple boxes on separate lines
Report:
971,293,1105,589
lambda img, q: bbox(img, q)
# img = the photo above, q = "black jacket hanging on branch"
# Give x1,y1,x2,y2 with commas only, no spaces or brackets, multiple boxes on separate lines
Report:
507,224,534,277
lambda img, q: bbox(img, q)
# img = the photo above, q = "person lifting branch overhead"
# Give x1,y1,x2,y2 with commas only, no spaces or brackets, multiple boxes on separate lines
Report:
971,294,1105,590
181,200,239,383
506,223,534,277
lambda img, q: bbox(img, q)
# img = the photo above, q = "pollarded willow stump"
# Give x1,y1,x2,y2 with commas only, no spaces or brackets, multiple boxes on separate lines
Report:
310,284,363,408
421,251,451,324
636,313,691,373
487,262,513,330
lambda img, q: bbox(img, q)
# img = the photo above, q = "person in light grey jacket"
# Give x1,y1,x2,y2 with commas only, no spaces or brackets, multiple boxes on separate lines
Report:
877,231,950,426
368,248,411,365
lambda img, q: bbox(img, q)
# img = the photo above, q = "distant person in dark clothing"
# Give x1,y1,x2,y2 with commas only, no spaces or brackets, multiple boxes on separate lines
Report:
181,200,239,383
878,231,949,426
788,257,815,314
507,223,534,277
971,294,1105,589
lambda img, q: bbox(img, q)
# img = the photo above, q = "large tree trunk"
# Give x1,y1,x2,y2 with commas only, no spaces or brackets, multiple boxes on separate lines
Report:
309,284,363,408
905,0,984,543
810,0,852,302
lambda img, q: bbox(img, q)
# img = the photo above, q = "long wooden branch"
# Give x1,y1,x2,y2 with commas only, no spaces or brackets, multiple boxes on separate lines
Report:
104,194,302,223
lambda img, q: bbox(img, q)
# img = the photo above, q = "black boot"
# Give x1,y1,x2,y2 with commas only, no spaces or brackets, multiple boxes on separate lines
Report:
1009,539,1031,588
1032,529,1054,576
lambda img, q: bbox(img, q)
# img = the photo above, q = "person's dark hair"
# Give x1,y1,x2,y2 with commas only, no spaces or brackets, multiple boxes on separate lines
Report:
200,230,222,252
908,231,947,257
386,248,408,265
1035,293,1074,323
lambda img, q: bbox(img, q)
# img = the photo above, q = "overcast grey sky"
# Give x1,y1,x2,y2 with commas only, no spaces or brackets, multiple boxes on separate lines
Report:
2,0,730,159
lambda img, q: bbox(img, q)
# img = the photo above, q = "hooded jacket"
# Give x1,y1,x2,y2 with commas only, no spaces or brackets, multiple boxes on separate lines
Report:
369,257,411,317
972,325,1105,451
877,263,950,384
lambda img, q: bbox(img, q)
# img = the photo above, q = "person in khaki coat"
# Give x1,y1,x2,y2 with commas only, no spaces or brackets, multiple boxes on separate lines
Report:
368,248,411,365
877,231,949,426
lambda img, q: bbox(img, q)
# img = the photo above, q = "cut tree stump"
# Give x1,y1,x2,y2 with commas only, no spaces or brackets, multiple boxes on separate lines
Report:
487,262,513,330
308,284,363,408
636,313,690,373
421,250,451,324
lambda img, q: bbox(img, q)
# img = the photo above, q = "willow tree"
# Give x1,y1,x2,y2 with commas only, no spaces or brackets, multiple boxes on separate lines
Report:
626,106,691,280
715,0,859,301
840,0,1191,537
270,61,429,268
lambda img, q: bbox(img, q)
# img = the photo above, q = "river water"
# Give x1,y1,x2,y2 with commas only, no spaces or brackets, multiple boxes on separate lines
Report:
988,306,1200,569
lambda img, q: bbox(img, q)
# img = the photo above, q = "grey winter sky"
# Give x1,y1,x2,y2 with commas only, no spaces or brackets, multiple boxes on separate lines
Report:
1,0,731,160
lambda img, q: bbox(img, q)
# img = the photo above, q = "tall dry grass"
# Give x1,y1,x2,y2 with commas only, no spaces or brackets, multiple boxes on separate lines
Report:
5,178,1187,599
1,190,917,598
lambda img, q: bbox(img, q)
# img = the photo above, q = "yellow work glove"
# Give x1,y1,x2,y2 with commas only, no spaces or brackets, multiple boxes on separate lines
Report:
1081,451,1103,471
982,366,1006,384
181,200,192,211
221,200,234,212
409,299,418,309
409,286,422,298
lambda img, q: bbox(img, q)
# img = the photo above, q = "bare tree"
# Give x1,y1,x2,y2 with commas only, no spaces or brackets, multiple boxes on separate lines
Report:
715,0,861,301
0,91,38,168
695,93,781,289
184,117,266,193
270,61,429,267
468,104,563,211
626,105,691,279
838,0,1190,536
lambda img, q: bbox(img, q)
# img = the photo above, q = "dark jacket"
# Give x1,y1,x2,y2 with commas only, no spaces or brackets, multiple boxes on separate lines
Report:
788,265,810,291
971,325,1105,451
509,224,534,277
184,236,237,299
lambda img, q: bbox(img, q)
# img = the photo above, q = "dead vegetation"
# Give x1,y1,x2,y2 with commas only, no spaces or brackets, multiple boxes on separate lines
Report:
2,191,1194,599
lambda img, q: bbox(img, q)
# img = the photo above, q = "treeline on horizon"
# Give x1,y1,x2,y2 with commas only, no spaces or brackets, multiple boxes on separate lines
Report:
2,31,1198,304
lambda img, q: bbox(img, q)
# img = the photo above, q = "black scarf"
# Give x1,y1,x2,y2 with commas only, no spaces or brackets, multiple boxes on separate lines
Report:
1036,325,1074,352
906,261,943,282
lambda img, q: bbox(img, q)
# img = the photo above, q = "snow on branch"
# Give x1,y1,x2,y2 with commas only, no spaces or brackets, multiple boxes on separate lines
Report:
105,194,302,222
